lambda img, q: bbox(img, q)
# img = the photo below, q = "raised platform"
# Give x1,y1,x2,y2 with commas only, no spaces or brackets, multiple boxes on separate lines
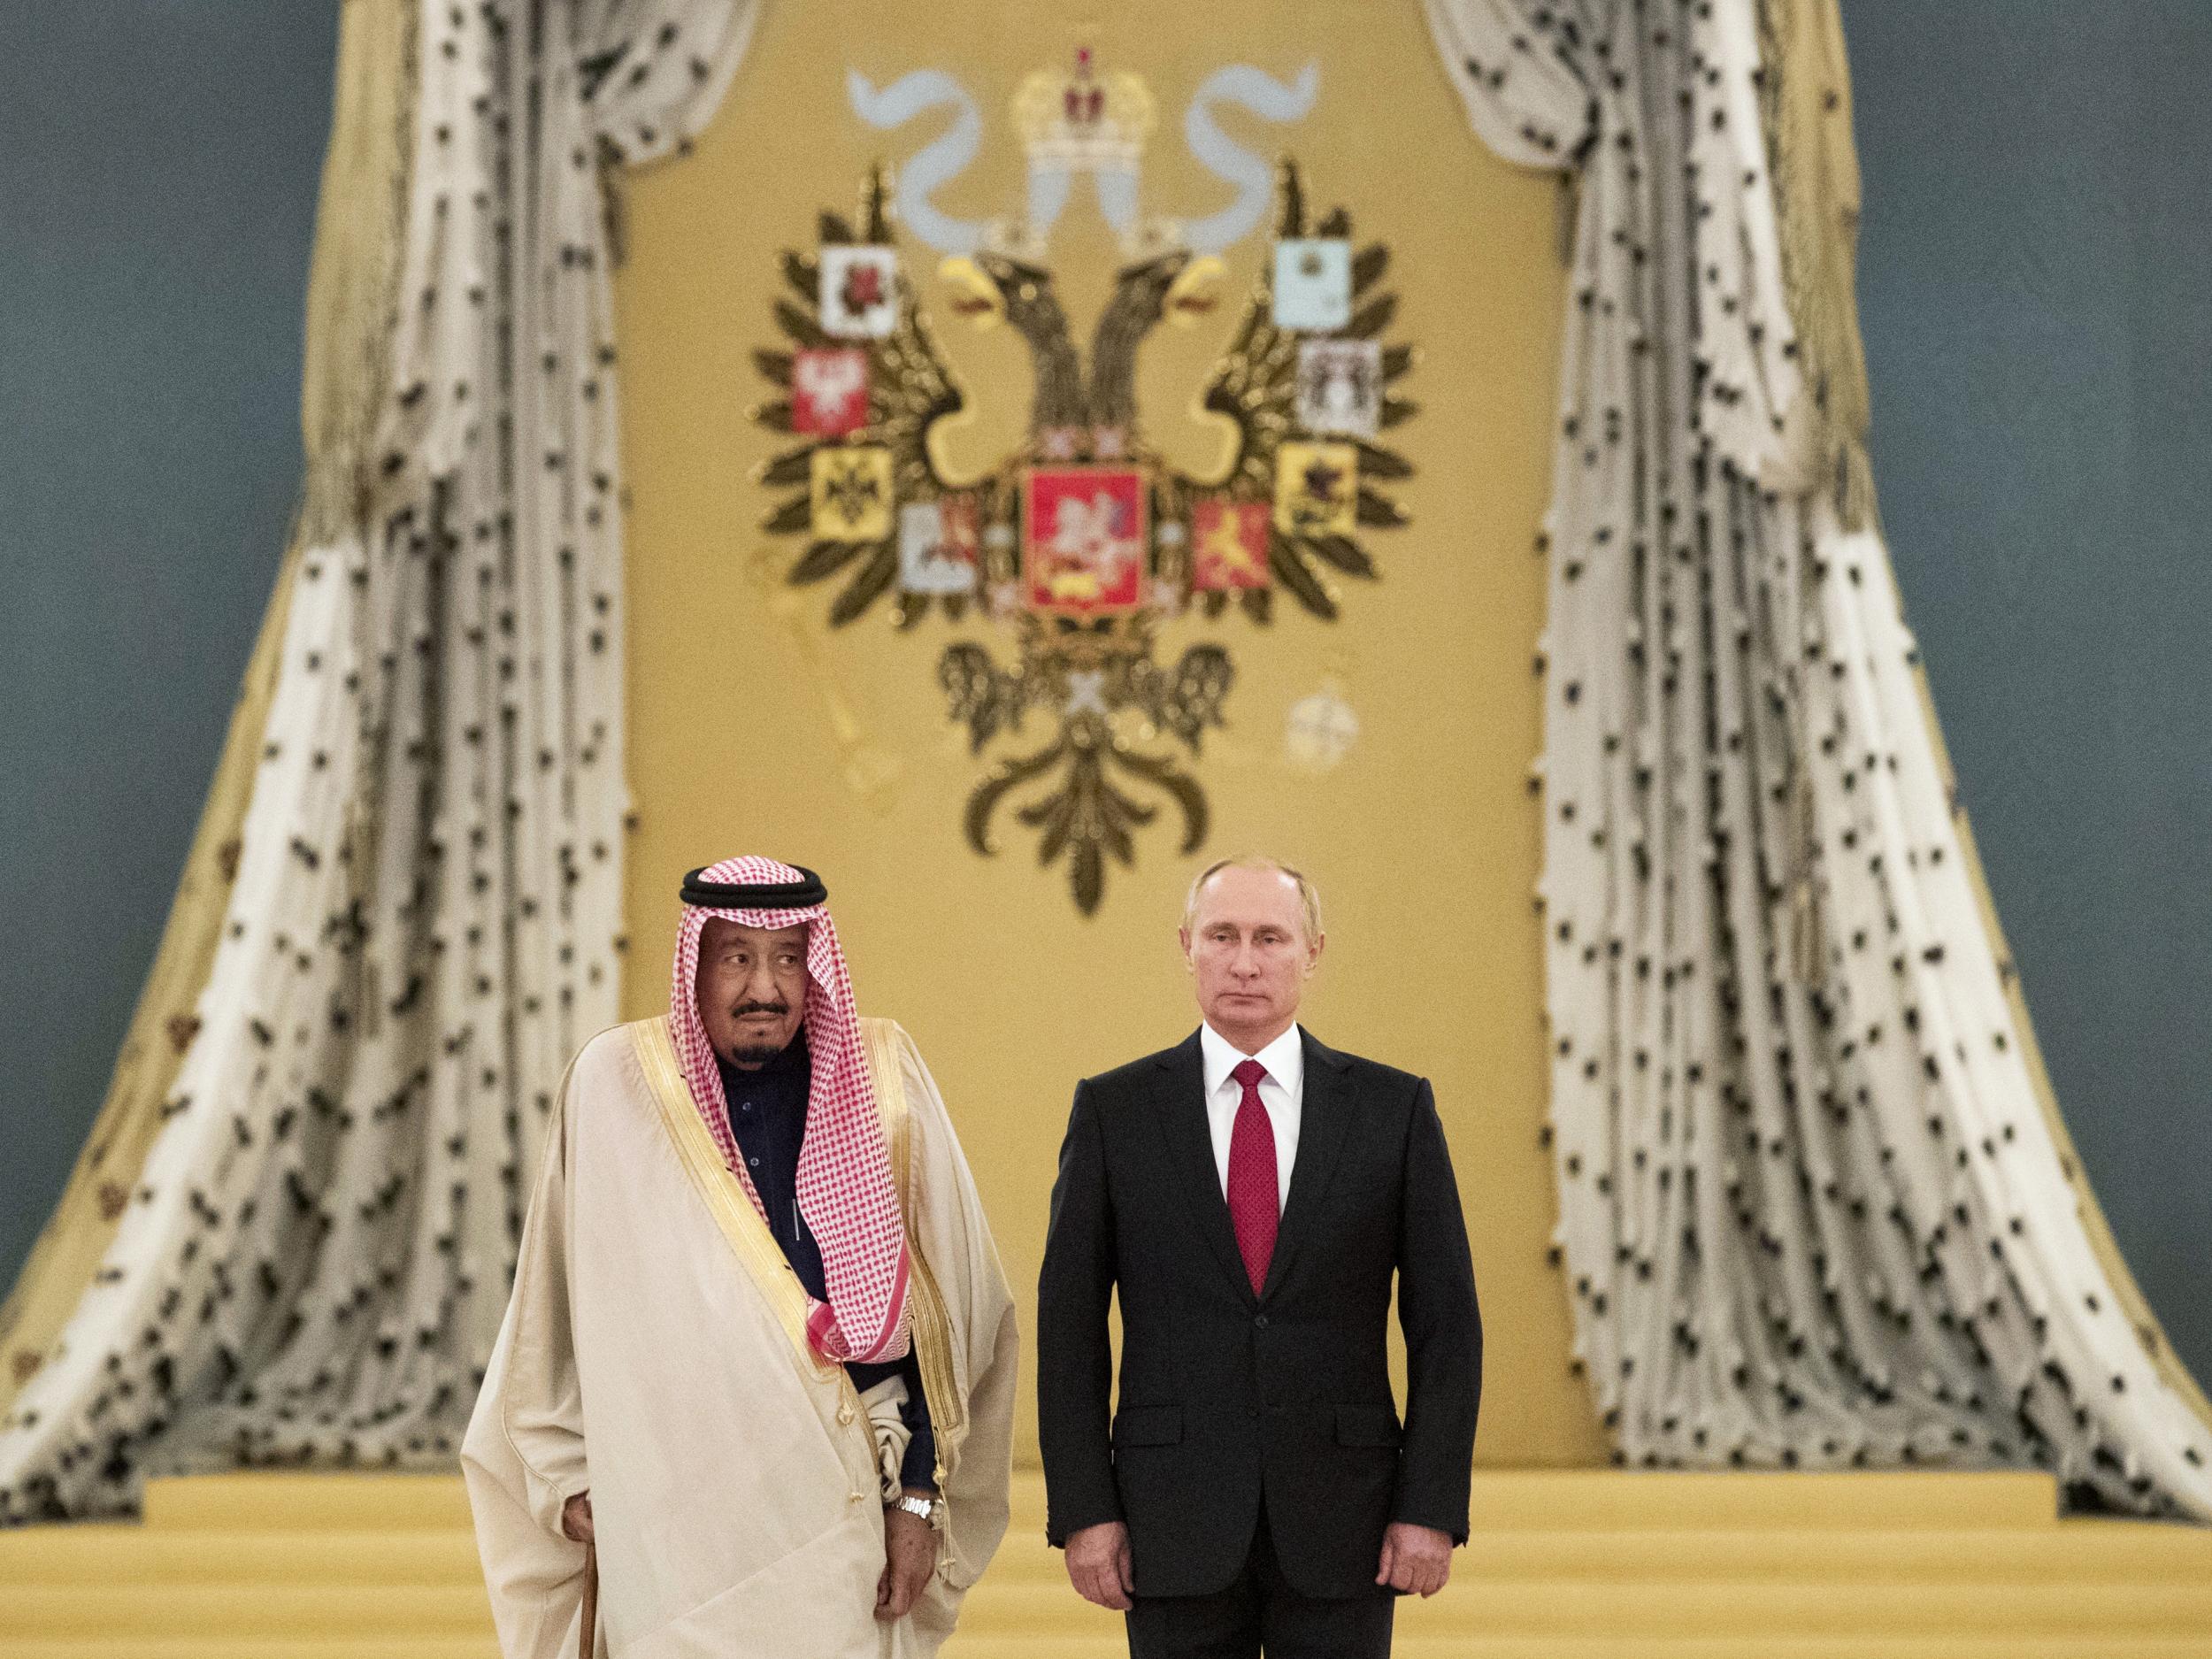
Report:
4,1468,2210,1656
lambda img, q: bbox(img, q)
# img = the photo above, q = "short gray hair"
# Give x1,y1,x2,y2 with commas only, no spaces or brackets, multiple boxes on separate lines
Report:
1181,855,1324,943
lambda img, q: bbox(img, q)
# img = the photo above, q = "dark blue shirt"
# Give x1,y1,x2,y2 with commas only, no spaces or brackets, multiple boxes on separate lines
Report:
718,1031,935,1493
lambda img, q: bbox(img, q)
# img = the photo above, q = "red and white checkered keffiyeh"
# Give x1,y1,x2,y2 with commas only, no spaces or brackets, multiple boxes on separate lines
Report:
669,855,911,1364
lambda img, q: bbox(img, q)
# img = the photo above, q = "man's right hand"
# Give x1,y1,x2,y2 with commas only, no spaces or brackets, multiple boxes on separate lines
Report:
1064,1520,1133,1610
561,1492,595,1544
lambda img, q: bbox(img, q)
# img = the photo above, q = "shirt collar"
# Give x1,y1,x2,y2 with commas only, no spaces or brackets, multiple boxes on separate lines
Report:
1200,1019,1304,1098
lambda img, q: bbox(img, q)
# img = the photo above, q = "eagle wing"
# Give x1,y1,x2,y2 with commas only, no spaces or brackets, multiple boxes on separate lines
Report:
754,170,969,626
1181,165,1417,625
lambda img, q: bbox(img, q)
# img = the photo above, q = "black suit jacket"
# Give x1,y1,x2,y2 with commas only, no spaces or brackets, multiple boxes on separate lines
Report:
1036,1028,1481,1599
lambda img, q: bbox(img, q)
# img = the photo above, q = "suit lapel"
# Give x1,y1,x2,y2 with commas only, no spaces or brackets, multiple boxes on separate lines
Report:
1260,1029,1355,1302
1144,1032,1256,1306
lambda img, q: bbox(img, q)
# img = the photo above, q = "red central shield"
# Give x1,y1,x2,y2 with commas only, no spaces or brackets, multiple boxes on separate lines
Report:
1023,468,1148,615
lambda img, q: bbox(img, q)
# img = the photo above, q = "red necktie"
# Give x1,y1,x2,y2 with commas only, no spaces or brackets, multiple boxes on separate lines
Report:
1226,1058,1279,1294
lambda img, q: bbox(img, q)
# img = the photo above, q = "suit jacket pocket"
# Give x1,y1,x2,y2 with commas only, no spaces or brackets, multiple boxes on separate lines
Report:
1112,1406,1184,1448
1334,1404,1402,1448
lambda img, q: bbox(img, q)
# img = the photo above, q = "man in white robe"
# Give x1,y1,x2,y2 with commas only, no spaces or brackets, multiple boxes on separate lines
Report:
464,856,1018,1658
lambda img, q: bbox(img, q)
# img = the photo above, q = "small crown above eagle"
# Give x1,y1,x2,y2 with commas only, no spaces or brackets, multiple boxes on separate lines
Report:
1014,48,1156,171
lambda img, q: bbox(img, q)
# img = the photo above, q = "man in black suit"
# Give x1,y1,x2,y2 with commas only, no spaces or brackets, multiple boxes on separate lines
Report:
1037,856,1481,1658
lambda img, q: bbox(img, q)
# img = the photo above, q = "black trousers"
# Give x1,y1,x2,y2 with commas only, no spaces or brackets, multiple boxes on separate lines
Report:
1124,1513,1394,1659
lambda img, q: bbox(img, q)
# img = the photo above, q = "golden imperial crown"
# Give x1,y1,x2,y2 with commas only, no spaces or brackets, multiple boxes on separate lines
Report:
1012,48,1156,171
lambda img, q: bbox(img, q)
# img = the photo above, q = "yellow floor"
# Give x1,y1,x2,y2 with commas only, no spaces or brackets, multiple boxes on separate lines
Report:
4,1467,2211,1656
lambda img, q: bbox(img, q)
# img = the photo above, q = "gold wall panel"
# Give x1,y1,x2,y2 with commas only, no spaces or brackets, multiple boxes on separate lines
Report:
615,0,1602,1467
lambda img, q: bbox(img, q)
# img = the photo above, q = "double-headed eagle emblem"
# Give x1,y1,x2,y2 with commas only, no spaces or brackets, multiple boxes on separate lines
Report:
751,53,1417,911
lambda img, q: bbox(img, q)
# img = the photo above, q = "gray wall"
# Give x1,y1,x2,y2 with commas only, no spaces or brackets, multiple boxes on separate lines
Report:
2,4,2207,1386
1847,2,2212,1383
0,5,337,1284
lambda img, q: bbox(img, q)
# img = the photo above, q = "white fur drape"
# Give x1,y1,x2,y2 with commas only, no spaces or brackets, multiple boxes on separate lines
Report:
1423,0,2212,1515
0,0,756,1522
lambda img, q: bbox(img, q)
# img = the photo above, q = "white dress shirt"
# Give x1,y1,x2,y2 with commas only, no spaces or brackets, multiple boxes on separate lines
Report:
1198,1021,1304,1211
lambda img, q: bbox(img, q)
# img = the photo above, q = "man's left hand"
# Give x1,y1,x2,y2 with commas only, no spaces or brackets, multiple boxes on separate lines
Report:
1375,1522,1453,1597
876,1492,937,1621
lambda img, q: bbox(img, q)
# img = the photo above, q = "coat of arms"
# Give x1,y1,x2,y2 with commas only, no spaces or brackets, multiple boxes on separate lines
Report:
751,53,1418,910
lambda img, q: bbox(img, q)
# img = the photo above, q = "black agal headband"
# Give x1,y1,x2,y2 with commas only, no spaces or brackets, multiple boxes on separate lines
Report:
679,864,828,910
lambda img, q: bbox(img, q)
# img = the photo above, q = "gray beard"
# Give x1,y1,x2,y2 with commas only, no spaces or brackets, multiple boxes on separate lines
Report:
727,1036,787,1066
721,1020,800,1069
